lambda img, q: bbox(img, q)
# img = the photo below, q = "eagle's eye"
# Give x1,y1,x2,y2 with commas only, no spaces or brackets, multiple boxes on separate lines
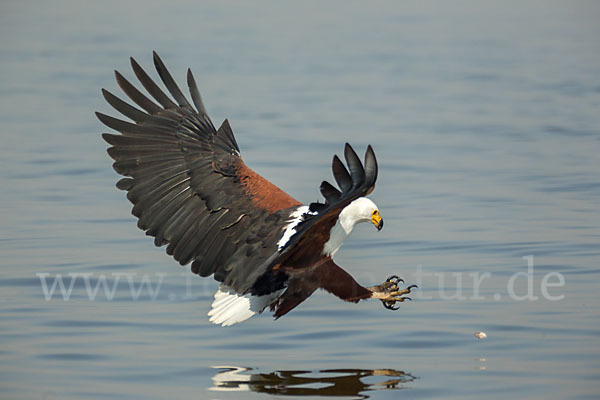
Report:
372,210,378,216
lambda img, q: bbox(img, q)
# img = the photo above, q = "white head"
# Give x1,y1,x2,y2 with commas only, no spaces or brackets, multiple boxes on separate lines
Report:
323,197,383,256
339,197,383,231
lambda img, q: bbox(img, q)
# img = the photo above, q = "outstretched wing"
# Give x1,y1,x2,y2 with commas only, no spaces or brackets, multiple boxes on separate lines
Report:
98,52,301,293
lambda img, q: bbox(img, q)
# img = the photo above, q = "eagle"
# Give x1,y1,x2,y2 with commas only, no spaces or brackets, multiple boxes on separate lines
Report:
97,52,416,326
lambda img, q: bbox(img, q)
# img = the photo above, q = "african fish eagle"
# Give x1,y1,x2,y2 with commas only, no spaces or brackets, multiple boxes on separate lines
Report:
97,52,416,326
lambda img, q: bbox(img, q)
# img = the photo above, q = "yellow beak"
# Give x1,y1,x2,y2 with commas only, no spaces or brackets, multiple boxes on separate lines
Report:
372,213,383,231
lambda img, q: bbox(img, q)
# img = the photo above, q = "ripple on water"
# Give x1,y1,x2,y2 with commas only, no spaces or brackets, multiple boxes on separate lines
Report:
37,353,108,361
2,2,599,400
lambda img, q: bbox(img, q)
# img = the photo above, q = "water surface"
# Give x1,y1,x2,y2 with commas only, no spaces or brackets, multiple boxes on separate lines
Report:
1,1,599,399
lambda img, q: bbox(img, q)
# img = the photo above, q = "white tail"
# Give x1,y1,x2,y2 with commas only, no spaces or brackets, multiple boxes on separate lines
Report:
208,286,284,326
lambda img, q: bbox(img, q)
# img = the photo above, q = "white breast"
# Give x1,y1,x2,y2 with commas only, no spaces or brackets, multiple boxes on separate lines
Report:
322,216,352,256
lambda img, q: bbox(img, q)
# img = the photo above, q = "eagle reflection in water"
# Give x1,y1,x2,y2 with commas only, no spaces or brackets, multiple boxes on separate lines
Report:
210,366,416,398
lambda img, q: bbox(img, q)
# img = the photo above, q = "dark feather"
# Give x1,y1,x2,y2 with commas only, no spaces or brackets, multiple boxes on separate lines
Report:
116,177,134,190
320,181,341,203
364,144,378,193
152,51,192,109
214,119,240,154
101,89,149,123
112,153,184,176
131,177,190,219
174,208,228,265
149,191,195,245
186,68,207,116
332,155,352,193
130,57,178,109
96,112,168,138
161,199,207,244
102,132,173,147
163,198,207,257
115,70,161,114
344,143,365,188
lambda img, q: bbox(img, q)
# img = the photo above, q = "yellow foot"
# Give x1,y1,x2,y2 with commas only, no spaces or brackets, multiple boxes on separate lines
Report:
368,275,418,310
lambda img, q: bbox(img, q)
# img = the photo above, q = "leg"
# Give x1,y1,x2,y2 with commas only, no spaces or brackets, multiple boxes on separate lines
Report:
368,275,417,310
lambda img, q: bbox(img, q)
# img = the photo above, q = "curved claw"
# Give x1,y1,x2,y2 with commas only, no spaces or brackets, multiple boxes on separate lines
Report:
407,284,418,290
382,300,400,311
386,275,404,284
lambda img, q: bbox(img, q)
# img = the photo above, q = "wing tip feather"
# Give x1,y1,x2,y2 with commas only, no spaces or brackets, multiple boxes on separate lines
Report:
319,143,379,209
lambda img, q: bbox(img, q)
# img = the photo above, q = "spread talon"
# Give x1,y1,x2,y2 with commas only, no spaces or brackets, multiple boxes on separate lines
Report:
370,276,418,310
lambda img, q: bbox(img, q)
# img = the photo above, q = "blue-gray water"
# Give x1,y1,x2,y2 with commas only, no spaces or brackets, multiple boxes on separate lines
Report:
1,1,599,399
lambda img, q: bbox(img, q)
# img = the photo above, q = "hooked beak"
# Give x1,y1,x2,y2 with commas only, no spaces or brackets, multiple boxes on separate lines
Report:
372,214,383,231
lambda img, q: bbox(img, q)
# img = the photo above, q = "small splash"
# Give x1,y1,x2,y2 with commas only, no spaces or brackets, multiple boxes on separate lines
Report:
474,331,488,339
